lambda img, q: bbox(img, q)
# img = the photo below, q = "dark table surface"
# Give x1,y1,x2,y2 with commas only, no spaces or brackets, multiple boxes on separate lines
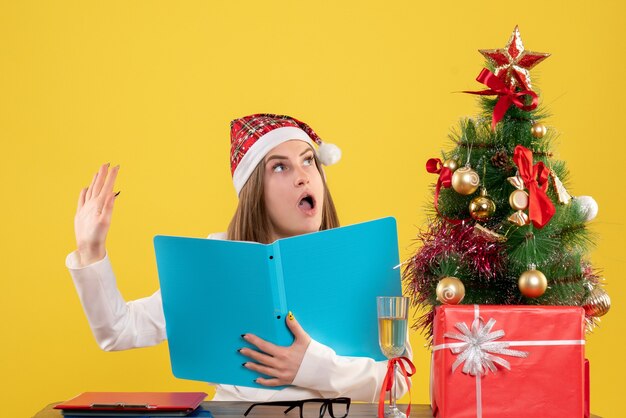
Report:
33,401,600,418
33,401,427,417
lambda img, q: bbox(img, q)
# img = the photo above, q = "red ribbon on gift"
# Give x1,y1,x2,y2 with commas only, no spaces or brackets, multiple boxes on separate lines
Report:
513,145,555,228
378,356,415,418
464,68,538,130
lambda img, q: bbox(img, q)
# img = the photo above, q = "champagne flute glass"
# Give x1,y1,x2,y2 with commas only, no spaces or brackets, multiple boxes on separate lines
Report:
377,296,409,418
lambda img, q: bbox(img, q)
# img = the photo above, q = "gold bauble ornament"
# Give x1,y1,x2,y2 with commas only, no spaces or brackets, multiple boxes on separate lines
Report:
451,166,480,195
518,269,548,298
583,286,611,318
443,159,459,172
469,188,496,220
436,277,465,305
531,123,547,139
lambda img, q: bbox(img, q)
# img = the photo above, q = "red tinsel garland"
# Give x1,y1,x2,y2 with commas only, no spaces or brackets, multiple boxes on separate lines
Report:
402,221,508,341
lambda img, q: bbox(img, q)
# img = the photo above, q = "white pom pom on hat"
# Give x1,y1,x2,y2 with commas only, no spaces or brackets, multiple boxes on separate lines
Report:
229,113,341,195
318,142,342,165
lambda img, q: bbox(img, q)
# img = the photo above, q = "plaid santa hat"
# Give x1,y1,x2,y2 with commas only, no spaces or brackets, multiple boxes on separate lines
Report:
230,113,341,195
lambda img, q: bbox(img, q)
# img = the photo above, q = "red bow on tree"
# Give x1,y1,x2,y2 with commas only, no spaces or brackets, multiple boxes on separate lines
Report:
426,158,467,225
464,68,538,130
426,158,452,190
378,356,416,418
513,145,555,228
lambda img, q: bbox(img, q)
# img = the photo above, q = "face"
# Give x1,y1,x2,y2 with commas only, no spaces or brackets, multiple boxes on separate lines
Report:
263,140,325,241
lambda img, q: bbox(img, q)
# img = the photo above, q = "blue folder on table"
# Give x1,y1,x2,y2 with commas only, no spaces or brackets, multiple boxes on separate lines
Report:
153,217,402,389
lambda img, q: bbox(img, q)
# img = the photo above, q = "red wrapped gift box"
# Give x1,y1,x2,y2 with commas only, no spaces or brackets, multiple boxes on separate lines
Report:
431,305,586,418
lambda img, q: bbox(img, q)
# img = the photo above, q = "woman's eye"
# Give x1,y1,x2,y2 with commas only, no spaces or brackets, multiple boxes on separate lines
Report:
272,163,286,172
303,156,314,166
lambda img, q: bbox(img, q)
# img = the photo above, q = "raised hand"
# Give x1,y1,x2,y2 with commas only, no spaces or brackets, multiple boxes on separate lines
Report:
239,311,312,387
74,163,120,266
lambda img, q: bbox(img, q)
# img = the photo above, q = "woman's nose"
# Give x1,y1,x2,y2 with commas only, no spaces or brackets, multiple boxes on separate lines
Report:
294,166,310,186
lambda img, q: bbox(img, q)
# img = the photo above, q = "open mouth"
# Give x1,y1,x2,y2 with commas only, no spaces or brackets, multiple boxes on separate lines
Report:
298,193,316,211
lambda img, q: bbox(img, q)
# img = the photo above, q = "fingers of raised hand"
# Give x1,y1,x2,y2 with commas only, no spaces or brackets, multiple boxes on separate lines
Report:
100,190,118,219
85,171,98,201
82,163,120,212
91,163,111,199
77,187,87,212
101,165,120,198
84,163,119,201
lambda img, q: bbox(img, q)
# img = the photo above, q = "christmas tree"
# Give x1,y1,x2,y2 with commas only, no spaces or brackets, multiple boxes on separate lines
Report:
403,26,610,342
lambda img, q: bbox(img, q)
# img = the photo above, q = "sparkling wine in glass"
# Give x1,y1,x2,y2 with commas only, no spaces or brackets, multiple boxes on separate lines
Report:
377,296,409,418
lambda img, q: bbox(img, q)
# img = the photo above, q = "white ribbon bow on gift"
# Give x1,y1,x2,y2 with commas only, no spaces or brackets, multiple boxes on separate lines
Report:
444,317,529,376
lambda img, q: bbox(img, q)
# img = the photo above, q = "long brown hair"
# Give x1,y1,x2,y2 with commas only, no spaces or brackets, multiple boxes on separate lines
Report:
227,152,339,243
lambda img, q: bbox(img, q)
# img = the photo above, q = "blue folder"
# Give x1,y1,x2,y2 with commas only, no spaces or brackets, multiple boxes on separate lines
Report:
153,217,402,389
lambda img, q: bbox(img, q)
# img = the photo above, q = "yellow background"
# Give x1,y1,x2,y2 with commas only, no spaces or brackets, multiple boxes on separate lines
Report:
1,1,624,417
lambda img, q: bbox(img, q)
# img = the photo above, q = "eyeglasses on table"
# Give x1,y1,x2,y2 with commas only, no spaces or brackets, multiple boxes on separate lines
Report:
243,397,351,418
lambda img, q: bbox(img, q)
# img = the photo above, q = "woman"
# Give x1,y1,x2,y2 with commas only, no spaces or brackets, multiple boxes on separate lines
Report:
67,113,412,402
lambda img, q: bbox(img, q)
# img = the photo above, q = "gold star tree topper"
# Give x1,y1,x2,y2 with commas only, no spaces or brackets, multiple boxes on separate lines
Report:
479,26,550,90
